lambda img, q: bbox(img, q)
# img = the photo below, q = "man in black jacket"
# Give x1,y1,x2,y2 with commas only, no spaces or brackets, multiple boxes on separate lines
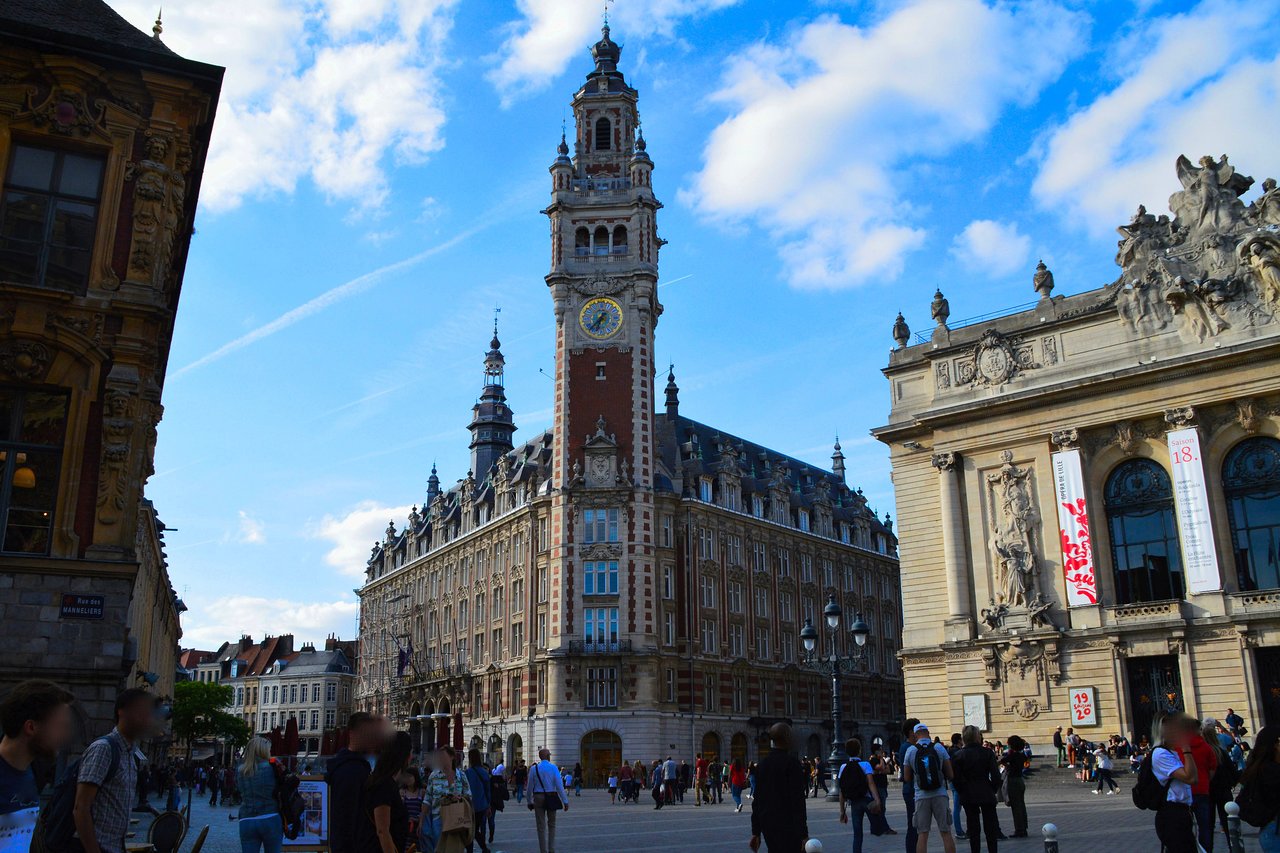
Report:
750,723,809,853
325,713,386,853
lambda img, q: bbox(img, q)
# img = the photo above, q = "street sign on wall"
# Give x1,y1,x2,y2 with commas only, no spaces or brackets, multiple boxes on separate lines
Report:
59,594,104,619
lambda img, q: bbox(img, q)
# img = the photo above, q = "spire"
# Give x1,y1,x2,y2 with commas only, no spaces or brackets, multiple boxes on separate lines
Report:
664,364,680,421
590,20,622,76
469,324,516,480
427,462,440,505
152,7,163,38
832,436,846,484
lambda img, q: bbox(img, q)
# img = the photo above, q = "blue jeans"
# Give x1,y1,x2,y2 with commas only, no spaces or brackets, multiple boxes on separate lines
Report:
1192,794,1214,853
239,815,283,853
515,783,524,803
952,787,963,834
418,815,442,853
847,800,867,853
731,785,743,807
1260,820,1280,853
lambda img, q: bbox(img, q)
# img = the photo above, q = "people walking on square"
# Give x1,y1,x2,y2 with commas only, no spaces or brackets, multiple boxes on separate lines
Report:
0,678,74,827
237,737,283,853
730,758,748,812
710,756,724,803
749,723,808,853
1149,713,1200,853
695,752,709,806
948,733,966,840
618,761,632,803
73,689,155,853
999,736,1028,838
401,769,425,843
896,718,922,853
208,763,222,806
662,755,678,804
1053,727,1066,768
1180,715,1220,853
951,726,999,853
838,738,882,853
571,762,582,796
1093,745,1119,795
463,749,491,853
527,748,567,853
678,759,690,802
1237,724,1280,853
870,746,897,832
513,760,527,804
903,723,957,853
366,732,413,853
1066,728,1080,768
1204,719,1239,845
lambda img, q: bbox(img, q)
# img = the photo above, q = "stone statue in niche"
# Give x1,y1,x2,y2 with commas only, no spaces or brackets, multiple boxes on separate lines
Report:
987,451,1040,609
96,388,135,526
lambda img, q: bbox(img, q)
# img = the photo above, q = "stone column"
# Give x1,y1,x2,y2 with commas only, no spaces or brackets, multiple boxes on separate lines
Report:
933,452,972,635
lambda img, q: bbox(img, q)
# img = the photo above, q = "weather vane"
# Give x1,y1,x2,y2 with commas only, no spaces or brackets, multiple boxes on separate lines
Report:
494,306,501,336
604,0,612,28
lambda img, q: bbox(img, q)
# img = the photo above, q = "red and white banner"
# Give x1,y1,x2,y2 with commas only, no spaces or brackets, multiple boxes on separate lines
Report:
1167,428,1222,594
1052,449,1097,605
1069,686,1098,726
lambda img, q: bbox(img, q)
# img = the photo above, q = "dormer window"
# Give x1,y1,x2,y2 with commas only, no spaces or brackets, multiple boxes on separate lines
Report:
699,478,713,503
594,117,611,151
798,509,810,532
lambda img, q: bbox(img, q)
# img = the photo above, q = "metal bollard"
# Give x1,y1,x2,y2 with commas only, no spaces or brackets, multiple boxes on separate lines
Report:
1225,802,1245,853
1042,822,1059,853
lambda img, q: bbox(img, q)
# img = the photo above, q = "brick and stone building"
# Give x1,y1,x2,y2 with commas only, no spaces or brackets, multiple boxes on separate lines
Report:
0,0,221,742
357,24,903,784
875,155,1280,742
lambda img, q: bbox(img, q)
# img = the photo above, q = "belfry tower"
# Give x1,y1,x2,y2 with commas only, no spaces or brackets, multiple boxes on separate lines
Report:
542,21,664,661
467,323,515,479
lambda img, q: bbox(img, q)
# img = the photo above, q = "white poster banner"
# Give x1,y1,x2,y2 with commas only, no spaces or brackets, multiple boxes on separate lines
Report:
1167,428,1222,593
1069,687,1098,727
1052,449,1097,606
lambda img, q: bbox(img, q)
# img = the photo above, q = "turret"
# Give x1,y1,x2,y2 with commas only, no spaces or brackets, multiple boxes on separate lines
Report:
832,438,846,484
426,463,441,506
467,322,516,479
665,365,680,421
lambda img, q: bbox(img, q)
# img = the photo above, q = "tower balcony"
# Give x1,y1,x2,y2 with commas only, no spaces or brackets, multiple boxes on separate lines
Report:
573,246,630,259
570,177,632,195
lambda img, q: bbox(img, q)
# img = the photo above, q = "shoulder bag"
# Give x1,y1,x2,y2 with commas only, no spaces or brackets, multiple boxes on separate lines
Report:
533,766,563,812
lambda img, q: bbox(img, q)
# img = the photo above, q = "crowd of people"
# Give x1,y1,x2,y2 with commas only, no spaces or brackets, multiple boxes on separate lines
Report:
4,676,1280,853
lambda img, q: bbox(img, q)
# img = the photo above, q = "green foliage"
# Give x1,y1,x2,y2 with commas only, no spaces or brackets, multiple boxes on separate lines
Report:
172,680,250,749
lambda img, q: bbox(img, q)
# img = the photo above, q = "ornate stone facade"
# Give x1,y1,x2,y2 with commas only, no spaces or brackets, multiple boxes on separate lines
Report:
876,155,1280,743
0,3,220,743
357,26,903,777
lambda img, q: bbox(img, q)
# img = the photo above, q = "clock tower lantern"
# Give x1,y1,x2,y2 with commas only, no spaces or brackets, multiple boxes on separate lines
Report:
543,23,663,660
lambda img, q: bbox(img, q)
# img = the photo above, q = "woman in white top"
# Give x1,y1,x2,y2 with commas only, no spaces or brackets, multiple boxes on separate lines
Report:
1151,713,1200,853
1092,746,1118,795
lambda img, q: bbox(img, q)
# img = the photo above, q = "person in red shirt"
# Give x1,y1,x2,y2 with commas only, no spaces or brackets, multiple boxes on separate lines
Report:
695,753,711,806
1183,716,1220,853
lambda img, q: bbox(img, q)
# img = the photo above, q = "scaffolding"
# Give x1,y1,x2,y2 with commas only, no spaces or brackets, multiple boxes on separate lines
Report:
354,589,417,722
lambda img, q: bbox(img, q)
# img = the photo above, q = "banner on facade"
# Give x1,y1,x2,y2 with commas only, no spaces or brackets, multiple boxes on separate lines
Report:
1052,449,1097,606
1167,428,1221,594
1069,686,1098,726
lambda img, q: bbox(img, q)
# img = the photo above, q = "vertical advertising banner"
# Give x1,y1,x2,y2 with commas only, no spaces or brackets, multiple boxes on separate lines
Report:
1069,687,1098,726
1052,449,1097,605
1167,428,1222,594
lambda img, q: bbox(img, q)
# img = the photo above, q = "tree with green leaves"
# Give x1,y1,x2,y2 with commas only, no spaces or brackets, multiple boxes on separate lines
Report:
171,680,250,814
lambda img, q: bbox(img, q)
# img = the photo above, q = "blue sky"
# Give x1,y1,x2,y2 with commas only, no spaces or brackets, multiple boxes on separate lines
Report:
105,0,1280,648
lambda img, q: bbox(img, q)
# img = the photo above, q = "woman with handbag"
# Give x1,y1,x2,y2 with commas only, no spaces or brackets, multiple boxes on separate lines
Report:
418,747,471,853
365,732,412,853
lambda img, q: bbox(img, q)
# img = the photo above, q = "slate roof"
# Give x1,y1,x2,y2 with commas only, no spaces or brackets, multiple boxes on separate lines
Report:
0,0,221,78
270,649,353,677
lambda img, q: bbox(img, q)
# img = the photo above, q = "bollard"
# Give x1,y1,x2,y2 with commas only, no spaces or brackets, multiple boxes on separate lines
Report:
1225,802,1245,853
1042,822,1059,853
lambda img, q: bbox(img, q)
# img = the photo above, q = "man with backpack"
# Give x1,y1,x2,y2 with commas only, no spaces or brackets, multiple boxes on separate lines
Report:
838,738,882,853
902,723,957,853
68,689,157,853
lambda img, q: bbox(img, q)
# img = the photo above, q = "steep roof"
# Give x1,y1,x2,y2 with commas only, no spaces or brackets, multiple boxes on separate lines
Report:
0,0,220,78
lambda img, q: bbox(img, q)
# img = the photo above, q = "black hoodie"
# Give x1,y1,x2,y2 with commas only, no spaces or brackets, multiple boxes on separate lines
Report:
325,749,372,853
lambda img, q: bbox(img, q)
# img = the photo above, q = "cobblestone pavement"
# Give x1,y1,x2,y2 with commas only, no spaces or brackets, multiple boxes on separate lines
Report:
136,766,1270,853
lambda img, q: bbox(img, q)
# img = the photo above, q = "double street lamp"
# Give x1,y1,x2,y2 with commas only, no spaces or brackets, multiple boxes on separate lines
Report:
799,593,872,802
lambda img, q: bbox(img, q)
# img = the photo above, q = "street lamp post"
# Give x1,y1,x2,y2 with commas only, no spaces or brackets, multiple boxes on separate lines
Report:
799,593,872,802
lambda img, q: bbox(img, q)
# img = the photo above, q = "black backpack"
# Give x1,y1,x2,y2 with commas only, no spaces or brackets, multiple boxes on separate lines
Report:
271,761,306,840
41,737,122,853
1132,753,1170,811
1235,782,1276,828
839,760,870,802
913,744,943,792
1209,757,1239,805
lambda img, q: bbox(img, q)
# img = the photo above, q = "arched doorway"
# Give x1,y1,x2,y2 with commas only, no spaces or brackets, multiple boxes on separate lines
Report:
701,731,721,762
508,733,524,766
487,735,503,767
469,735,483,754
730,732,749,764
579,730,622,789
805,733,822,760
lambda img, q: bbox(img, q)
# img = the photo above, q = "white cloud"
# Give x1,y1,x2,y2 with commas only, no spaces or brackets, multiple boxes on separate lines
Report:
682,1,1087,289
109,0,456,212
313,500,414,577
950,219,1032,277
181,595,358,649
236,510,267,545
1031,0,1280,235
490,0,741,104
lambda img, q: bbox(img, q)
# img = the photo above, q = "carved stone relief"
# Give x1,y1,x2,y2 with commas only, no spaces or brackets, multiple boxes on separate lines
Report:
986,451,1042,609
96,388,135,526
0,341,51,381
953,329,1041,387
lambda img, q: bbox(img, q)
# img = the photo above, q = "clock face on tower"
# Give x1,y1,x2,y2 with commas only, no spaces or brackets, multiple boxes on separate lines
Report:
578,297,623,339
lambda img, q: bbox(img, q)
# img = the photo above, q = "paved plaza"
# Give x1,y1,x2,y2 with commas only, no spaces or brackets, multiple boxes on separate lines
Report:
138,766,1272,853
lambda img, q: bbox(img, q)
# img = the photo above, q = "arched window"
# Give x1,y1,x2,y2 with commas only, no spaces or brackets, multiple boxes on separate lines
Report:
1105,459,1184,604
1223,437,1280,591
574,227,589,256
593,225,609,255
612,224,628,254
594,117,611,151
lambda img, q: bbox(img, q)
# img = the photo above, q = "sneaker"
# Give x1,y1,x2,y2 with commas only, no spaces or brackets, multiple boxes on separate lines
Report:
736,804,743,813
1092,789,1100,794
